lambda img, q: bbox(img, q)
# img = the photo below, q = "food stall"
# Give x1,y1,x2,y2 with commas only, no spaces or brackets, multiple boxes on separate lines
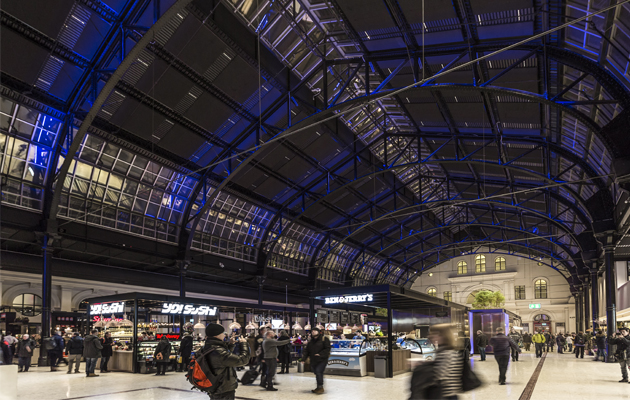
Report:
85,292,310,373
311,285,468,378
469,309,522,354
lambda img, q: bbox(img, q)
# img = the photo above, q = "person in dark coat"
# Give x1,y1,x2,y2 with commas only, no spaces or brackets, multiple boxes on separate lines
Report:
204,323,251,400
489,327,519,385
66,332,84,373
556,333,566,354
17,334,37,372
475,330,488,361
300,327,331,394
277,330,292,374
1,334,13,365
255,327,268,387
574,331,586,359
45,331,65,371
522,333,532,351
594,331,607,362
178,332,194,372
609,328,630,382
508,329,522,361
100,332,114,373
153,336,172,375
83,330,103,377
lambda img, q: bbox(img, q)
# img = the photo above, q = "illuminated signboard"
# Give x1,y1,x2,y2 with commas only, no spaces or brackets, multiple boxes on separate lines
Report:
156,333,181,340
161,303,217,316
529,304,541,309
324,294,373,305
90,302,125,315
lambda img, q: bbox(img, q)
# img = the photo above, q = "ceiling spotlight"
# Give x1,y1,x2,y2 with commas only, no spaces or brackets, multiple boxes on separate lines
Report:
428,272,434,277
219,262,225,268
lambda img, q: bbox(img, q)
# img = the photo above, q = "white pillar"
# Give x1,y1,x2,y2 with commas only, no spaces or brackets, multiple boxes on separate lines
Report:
61,289,73,311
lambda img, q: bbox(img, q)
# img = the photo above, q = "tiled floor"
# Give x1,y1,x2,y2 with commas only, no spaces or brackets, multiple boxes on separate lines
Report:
12,351,630,399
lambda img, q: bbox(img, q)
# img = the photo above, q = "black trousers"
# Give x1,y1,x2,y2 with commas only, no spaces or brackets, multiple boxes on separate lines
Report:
495,355,510,384
156,362,168,374
510,347,519,361
279,352,291,373
575,346,584,358
535,343,544,358
100,356,110,371
312,361,326,387
210,390,235,400
265,358,278,388
48,351,62,369
259,359,268,385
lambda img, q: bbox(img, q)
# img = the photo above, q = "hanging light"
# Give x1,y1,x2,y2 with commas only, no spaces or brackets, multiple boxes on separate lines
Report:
246,321,257,330
105,319,118,328
94,320,106,328
304,321,311,330
228,309,241,330
316,323,324,330
119,315,133,327
194,321,206,329
292,321,303,330
351,324,359,331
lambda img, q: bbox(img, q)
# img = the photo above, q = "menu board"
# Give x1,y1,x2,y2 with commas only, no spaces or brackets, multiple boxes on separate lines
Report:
317,311,328,323
340,312,349,324
329,311,340,323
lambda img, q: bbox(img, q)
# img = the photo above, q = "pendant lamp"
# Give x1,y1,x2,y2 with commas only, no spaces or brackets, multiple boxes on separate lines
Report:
304,321,311,331
292,321,303,330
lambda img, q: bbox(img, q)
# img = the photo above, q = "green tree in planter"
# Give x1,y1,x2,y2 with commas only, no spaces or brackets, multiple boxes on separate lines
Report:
472,290,505,309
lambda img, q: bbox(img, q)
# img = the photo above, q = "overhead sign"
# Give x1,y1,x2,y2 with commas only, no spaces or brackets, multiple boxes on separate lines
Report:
529,304,541,309
90,302,125,315
161,303,217,316
325,294,373,305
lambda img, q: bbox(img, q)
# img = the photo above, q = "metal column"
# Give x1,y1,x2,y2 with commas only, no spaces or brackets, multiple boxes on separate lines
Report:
591,266,599,330
574,295,580,333
387,291,393,378
578,291,584,332
38,234,53,366
605,244,617,362
583,283,590,332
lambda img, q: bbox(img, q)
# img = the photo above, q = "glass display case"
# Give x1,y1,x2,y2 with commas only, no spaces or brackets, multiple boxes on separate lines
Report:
401,338,437,361
326,338,368,376
136,339,204,373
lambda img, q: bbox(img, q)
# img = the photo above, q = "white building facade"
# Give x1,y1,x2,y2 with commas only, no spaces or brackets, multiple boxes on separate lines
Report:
411,252,577,333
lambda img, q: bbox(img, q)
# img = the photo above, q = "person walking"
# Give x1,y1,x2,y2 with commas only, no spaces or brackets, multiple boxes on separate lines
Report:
609,328,630,382
1,334,13,365
565,334,573,353
153,336,172,376
574,331,586,359
508,329,522,361
4,331,18,357
83,329,103,377
17,334,36,372
203,323,250,400
179,332,194,372
277,330,292,374
532,330,546,358
300,327,331,394
255,327,268,388
100,332,113,373
594,331,607,362
542,332,551,352
556,333,565,354
261,331,292,391
475,330,488,361
489,327,519,385
522,332,532,352
46,331,65,371
66,332,84,374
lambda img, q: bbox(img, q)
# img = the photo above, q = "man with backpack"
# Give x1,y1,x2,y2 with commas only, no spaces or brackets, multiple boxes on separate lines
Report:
200,323,250,399
610,328,630,382
574,331,586,359
45,331,65,371
532,330,546,358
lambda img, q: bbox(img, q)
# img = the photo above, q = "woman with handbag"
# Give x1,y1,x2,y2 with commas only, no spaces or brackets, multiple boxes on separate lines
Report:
153,336,172,376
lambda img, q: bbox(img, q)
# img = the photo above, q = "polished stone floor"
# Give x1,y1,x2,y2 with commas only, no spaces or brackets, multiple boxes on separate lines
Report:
12,350,630,400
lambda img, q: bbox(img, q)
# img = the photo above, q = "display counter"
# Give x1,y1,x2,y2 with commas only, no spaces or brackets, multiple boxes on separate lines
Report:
108,350,133,372
365,349,411,376
401,338,436,361
325,339,367,377
136,339,203,374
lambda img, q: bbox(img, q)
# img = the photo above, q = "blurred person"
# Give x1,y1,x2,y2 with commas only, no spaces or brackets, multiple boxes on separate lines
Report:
565,333,573,352
153,335,172,375
490,327,519,385
255,327,268,387
4,331,17,356
594,330,606,362
543,331,551,352
522,332,532,351
508,329,522,361
574,331,586,359
1,334,13,365
46,330,65,371
353,331,365,340
66,332,84,374
556,333,565,354
17,334,36,372
277,330,292,374
100,332,113,373
83,329,103,377
179,332,194,372
300,327,331,394
261,331,292,391
609,328,630,382
532,330,545,358
203,323,250,400
475,330,488,361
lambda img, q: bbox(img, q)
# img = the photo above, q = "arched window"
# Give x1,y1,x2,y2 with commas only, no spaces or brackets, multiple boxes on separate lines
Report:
427,287,437,297
475,255,486,273
12,294,42,316
495,256,506,271
457,261,467,274
535,279,548,299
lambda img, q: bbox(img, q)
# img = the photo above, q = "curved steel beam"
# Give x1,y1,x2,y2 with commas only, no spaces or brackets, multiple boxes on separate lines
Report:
45,0,194,233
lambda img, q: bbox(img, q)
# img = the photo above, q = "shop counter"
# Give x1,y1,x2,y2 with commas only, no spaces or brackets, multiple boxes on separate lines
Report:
324,339,367,377
110,350,133,372
365,349,411,376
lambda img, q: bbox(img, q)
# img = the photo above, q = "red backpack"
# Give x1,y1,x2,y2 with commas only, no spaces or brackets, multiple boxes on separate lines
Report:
185,346,220,393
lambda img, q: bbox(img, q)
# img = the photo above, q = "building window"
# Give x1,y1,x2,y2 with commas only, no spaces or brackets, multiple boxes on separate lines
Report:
443,291,452,302
457,261,468,274
535,279,547,299
495,256,506,271
427,288,437,297
515,285,526,300
475,255,486,273
12,294,42,316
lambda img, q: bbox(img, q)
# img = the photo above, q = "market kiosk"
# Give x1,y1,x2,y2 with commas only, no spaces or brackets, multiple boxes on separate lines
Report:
469,309,522,354
311,285,468,378
85,292,310,373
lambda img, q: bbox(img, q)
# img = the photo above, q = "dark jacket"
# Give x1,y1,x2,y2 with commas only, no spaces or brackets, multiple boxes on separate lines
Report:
83,334,103,358
254,334,264,358
179,335,194,357
574,334,586,347
48,334,65,355
1,339,12,364
489,334,519,356
277,334,291,355
595,334,606,349
475,333,488,348
302,334,331,365
101,336,114,357
154,339,172,363
610,335,630,359
17,338,36,358
556,335,566,346
205,337,250,395
508,332,522,345
543,333,552,345
66,336,84,355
